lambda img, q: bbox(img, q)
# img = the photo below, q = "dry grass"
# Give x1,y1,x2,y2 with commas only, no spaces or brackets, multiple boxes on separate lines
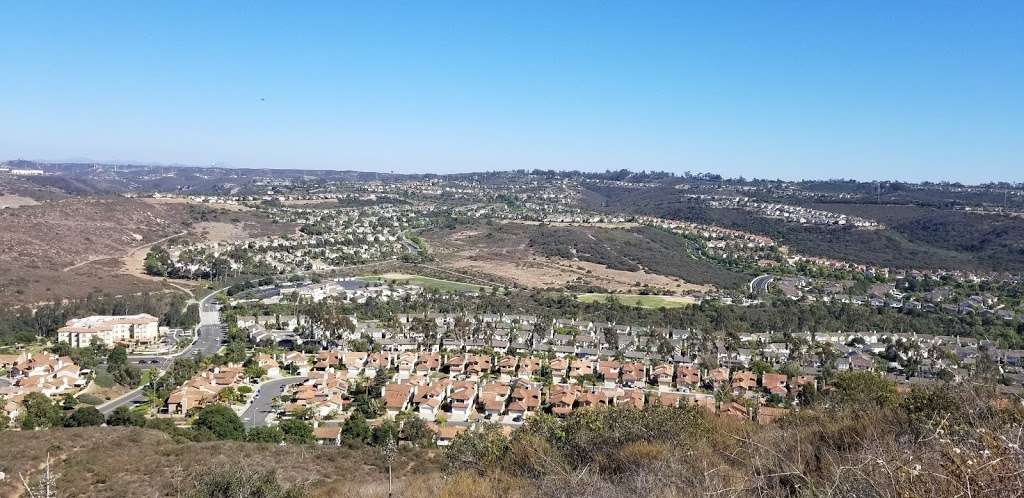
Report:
192,221,249,243
0,197,191,305
0,427,442,498
0,194,40,209
141,198,254,212
426,223,709,294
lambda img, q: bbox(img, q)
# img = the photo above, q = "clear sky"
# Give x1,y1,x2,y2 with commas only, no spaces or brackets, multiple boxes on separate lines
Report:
1,2,1021,183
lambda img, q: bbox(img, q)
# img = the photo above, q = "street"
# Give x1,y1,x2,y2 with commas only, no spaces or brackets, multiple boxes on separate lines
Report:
750,274,774,295
98,290,227,415
241,376,306,427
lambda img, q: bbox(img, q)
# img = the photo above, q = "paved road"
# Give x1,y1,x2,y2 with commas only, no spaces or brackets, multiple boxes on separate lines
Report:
750,274,774,295
241,376,307,427
399,233,420,255
129,322,226,369
98,291,226,415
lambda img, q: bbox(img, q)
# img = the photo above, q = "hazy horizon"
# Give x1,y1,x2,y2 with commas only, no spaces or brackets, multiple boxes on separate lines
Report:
1,2,1021,184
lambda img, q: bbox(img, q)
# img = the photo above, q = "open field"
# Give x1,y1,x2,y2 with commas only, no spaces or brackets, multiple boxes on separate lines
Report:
0,194,40,209
576,292,698,308
192,221,249,242
424,222,717,293
358,273,488,292
141,197,254,212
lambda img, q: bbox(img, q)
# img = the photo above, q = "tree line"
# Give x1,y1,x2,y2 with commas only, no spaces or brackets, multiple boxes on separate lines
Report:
0,291,198,345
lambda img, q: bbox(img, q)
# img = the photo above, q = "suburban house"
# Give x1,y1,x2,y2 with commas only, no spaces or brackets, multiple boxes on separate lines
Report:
382,382,415,418
313,424,342,445
448,381,477,421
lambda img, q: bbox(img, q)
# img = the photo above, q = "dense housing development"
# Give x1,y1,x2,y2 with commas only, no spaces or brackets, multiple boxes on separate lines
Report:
1,162,1023,497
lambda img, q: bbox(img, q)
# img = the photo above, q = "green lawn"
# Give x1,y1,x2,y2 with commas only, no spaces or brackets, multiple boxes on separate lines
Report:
357,273,487,293
576,293,696,309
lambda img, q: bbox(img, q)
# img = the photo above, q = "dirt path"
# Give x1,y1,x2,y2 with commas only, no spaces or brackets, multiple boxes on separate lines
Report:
62,231,185,273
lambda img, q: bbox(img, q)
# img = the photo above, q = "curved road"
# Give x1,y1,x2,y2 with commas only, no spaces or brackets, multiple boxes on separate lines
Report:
97,290,227,415
750,274,774,295
241,376,307,427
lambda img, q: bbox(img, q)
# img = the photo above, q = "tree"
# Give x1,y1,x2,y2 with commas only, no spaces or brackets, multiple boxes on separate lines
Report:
107,345,128,368
372,420,398,447
279,419,314,444
107,345,142,386
106,406,146,427
342,412,371,444
246,426,285,444
193,404,245,440
0,396,10,430
65,406,105,427
244,364,267,381
830,371,898,409
144,246,172,277
399,416,433,446
19,392,63,429
796,383,820,407
218,387,242,404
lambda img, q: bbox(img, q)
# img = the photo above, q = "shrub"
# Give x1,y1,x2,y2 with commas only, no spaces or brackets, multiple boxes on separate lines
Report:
246,426,284,444
76,393,105,405
177,466,305,498
192,404,245,441
93,369,116,388
279,419,314,444
829,370,898,408
65,406,106,427
107,406,147,427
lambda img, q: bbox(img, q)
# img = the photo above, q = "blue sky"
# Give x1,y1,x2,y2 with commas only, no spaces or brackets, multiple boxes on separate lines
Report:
0,2,1020,183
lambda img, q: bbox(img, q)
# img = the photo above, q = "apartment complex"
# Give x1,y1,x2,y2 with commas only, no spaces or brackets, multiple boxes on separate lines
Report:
57,313,160,348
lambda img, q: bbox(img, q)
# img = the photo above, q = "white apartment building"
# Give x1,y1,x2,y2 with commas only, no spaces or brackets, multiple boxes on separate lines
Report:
57,313,161,348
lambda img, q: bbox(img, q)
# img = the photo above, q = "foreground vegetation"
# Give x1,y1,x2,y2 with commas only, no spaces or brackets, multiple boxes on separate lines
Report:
3,373,1022,497
441,377,1024,497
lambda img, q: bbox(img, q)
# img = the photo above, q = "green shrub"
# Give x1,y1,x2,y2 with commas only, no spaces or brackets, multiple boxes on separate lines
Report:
76,393,105,405
94,369,116,388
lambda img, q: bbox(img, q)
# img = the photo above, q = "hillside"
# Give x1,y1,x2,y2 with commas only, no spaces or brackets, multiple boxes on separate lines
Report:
0,197,191,305
527,225,750,289
0,427,442,498
584,185,1024,272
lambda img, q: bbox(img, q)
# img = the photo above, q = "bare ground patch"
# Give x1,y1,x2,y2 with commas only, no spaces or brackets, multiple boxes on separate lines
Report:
447,255,707,293
0,194,40,209
192,221,249,242
141,197,254,211
426,223,710,294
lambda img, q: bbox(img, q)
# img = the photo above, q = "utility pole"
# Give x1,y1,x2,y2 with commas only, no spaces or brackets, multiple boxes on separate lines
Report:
20,453,57,498
382,437,397,498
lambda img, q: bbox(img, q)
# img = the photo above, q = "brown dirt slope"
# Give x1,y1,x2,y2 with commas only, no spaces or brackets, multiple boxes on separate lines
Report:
0,197,190,305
